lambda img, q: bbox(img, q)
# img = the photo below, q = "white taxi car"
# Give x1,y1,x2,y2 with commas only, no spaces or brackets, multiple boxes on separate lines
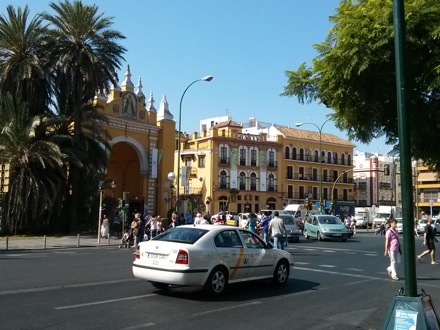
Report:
132,225,293,296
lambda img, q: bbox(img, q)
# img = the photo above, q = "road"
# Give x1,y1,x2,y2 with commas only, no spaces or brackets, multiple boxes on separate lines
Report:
1,233,439,329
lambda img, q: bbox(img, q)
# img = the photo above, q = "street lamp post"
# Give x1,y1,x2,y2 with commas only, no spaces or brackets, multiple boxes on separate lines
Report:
97,180,116,244
176,76,213,212
295,118,331,213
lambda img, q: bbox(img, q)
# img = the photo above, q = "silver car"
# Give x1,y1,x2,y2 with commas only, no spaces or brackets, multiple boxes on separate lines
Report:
277,214,301,243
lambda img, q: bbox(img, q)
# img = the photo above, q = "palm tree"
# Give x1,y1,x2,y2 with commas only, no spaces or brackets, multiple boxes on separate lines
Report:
42,0,126,231
0,5,52,117
0,93,68,233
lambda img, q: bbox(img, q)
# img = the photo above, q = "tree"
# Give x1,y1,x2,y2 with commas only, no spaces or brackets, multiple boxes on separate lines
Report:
42,0,126,231
0,5,52,117
282,0,440,170
0,93,68,233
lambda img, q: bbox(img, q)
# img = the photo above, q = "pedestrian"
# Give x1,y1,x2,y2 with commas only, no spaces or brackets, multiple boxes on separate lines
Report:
269,211,287,250
169,212,180,229
101,215,110,239
247,212,258,233
384,218,402,280
417,217,439,265
259,211,270,244
147,215,159,239
194,212,204,225
135,214,145,247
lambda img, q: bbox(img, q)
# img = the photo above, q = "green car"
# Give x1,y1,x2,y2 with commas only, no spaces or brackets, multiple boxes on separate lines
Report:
304,215,350,241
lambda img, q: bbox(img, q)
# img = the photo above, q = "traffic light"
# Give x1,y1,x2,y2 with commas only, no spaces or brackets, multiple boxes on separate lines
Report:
384,164,390,175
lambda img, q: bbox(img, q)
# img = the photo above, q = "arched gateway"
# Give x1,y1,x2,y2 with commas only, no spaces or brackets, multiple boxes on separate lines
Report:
94,65,175,217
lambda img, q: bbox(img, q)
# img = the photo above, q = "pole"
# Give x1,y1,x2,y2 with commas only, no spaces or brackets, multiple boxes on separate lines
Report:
393,0,416,297
176,76,213,213
97,189,103,244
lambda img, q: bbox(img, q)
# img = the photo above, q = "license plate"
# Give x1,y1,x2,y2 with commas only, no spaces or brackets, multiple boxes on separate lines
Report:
146,253,167,260
333,233,341,236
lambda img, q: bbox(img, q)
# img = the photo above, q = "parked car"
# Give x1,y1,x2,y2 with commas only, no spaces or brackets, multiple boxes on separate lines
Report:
417,219,428,234
304,214,351,241
417,218,440,235
277,214,301,243
396,217,403,233
133,225,293,296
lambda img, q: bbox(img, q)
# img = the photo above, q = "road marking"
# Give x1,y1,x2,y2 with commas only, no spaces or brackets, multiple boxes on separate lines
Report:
0,278,139,296
294,266,383,280
190,301,261,317
121,323,156,329
319,265,336,268
55,293,157,310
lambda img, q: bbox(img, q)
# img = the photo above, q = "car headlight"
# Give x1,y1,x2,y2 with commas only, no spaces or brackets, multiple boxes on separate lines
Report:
321,226,329,232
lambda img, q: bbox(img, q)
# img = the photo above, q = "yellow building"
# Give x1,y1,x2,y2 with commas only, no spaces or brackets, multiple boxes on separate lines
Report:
94,65,175,217
416,161,440,216
174,118,355,216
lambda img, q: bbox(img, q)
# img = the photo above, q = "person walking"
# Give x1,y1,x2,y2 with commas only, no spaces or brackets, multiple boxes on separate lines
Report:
259,211,270,244
269,211,287,250
247,212,258,233
194,213,204,225
101,215,110,239
417,217,439,265
147,215,160,239
384,218,402,280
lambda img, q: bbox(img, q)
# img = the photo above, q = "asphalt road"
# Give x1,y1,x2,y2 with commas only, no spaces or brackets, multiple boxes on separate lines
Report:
1,233,439,330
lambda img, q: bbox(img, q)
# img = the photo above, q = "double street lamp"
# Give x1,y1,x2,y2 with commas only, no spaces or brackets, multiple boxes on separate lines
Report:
175,76,213,211
295,118,331,213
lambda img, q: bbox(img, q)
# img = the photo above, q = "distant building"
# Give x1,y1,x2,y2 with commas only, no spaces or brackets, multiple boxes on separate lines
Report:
173,117,355,216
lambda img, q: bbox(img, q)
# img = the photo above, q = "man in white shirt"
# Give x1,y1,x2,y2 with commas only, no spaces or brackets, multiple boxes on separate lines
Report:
269,211,287,250
194,213,204,225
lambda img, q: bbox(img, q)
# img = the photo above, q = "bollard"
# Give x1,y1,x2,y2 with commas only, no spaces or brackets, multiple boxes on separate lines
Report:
77,234,80,247
6,236,9,250
43,235,47,249
107,234,110,246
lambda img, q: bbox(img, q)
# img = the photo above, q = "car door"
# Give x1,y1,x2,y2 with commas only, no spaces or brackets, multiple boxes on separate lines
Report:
238,229,274,278
213,229,249,281
306,216,319,237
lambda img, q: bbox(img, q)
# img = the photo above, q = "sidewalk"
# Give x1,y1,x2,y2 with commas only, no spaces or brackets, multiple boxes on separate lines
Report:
1,228,377,251
0,234,122,251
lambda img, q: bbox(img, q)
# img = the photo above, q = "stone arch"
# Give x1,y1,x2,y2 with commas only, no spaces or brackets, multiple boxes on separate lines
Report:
111,135,148,173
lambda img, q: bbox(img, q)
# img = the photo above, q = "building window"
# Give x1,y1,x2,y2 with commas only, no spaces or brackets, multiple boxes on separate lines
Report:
220,170,228,189
287,185,293,199
292,147,297,160
250,173,257,191
220,146,228,164
268,150,275,167
285,146,290,159
299,148,304,161
327,152,332,164
198,155,205,168
314,150,319,162
239,172,246,190
251,149,257,166
287,166,293,180
240,148,246,166
299,186,305,199
268,174,275,191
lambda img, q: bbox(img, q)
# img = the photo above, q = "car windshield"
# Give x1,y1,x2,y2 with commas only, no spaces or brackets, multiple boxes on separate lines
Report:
280,215,294,225
419,219,427,224
153,227,208,244
318,217,340,225
376,213,390,218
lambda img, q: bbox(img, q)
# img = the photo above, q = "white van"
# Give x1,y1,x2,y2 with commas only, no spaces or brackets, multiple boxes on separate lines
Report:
283,204,320,229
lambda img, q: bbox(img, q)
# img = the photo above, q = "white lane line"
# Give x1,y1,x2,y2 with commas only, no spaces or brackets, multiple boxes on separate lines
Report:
190,301,261,317
55,294,157,310
319,265,337,268
0,278,139,296
294,266,383,280
323,250,336,253
121,323,156,329
346,268,364,272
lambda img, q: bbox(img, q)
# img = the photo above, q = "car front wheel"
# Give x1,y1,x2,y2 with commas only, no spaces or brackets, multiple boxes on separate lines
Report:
272,260,290,286
304,230,309,239
204,267,228,296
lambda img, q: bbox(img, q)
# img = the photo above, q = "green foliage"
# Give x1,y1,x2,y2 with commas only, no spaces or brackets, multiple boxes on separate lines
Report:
0,1,126,233
282,0,440,170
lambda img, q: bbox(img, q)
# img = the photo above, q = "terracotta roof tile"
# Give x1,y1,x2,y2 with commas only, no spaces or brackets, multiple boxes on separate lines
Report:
274,125,355,147
213,120,242,128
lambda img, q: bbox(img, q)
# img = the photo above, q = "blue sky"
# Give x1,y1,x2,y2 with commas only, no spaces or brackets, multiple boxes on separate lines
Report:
6,0,389,153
